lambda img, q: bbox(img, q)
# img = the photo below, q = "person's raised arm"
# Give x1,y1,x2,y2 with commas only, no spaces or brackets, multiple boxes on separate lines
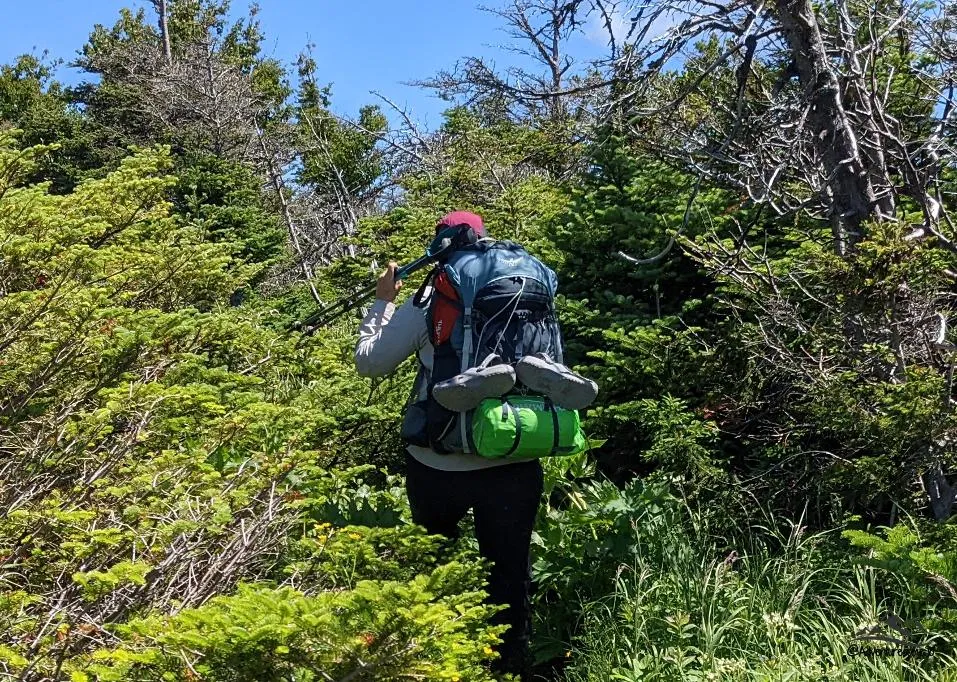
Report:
354,262,427,377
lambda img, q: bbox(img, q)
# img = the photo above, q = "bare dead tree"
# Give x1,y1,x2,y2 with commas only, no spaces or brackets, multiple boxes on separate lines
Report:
77,2,288,165
616,0,956,253
256,125,323,304
80,37,264,160
256,102,402,296
416,0,628,166
488,0,589,121
77,8,346,303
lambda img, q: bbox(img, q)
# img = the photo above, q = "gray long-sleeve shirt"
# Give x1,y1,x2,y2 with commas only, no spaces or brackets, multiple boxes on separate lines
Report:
355,296,512,472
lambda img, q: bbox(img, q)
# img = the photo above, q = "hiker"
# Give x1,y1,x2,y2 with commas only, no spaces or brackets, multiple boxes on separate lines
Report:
354,211,596,676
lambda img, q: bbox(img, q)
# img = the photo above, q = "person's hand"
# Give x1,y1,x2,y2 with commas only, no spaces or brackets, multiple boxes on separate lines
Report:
375,261,402,303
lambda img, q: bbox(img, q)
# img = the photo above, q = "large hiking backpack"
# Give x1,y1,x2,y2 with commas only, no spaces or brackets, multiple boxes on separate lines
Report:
401,239,587,459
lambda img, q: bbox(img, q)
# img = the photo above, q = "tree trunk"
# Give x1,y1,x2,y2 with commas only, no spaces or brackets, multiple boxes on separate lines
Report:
256,127,323,305
773,0,892,250
155,0,173,66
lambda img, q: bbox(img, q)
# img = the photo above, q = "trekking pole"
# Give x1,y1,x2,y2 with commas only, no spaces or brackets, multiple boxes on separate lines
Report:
292,226,471,337
293,281,378,335
292,252,434,335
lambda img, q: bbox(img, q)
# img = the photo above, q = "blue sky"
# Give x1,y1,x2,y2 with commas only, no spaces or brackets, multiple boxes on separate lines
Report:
1,0,610,129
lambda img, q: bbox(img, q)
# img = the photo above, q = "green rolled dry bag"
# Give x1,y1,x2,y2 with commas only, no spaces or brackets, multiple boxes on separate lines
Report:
470,395,587,459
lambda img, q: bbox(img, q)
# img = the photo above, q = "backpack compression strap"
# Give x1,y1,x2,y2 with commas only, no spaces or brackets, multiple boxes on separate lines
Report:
460,304,473,454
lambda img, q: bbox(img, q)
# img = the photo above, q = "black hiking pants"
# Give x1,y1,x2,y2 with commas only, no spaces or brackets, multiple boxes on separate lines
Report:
405,453,544,675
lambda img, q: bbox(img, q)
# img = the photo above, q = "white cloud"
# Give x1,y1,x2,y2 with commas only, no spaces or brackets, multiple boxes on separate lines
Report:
586,1,688,49
586,3,634,45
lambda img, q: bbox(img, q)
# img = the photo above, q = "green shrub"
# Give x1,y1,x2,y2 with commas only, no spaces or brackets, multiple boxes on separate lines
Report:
70,563,504,682
0,134,501,681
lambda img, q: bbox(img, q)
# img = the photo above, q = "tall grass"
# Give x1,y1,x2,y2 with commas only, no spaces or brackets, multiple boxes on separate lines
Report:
554,488,956,681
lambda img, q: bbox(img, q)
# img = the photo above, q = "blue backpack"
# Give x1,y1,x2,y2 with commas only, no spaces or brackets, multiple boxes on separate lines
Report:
402,239,585,458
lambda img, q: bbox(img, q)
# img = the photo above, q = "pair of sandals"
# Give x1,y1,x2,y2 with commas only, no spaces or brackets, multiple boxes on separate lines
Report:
432,353,598,412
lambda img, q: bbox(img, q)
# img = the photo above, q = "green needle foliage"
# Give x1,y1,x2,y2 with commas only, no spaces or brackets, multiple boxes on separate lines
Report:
0,134,503,680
